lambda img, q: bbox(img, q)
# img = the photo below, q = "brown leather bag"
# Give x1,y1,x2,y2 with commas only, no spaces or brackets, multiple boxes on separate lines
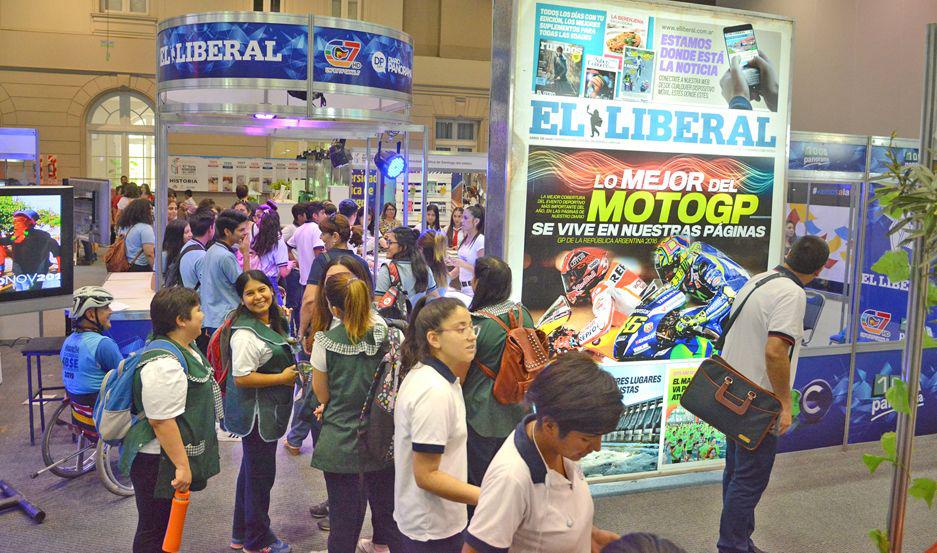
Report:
104,233,141,273
476,304,551,405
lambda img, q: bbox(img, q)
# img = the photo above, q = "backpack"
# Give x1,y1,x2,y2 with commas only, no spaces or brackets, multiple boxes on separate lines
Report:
206,310,237,395
357,321,406,464
475,304,551,405
376,263,411,322
93,339,187,445
104,231,142,273
164,242,205,288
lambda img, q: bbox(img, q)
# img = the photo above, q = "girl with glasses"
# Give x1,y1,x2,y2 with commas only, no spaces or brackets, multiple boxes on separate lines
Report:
394,297,481,552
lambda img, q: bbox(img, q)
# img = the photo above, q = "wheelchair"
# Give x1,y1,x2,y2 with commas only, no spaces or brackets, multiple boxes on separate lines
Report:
32,396,134,497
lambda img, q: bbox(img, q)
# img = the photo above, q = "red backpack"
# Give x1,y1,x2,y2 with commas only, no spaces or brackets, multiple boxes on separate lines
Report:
475,304,552,405
206,311,236,395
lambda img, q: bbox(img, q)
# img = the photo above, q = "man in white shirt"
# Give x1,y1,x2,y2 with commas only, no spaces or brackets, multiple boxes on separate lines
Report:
717,235,829,553
287,201,326,286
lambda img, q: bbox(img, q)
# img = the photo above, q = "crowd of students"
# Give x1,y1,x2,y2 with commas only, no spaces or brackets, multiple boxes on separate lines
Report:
63,193,690,553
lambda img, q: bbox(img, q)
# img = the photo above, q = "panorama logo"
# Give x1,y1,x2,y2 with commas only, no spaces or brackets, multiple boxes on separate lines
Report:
860,309,892,336
324,39,362,68
799,379,834,424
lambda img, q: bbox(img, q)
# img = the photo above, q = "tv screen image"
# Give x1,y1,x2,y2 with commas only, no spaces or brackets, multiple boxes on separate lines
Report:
0,186,74,302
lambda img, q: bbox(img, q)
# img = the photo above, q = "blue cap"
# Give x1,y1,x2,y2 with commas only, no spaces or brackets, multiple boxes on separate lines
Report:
13,209,39,221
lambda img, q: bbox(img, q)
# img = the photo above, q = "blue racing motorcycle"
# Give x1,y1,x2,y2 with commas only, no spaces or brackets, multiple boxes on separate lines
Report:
612,281,723,361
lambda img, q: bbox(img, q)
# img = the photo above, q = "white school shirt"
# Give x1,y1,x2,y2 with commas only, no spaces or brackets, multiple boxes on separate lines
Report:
465,415,594,553
393,357,468,541
138,356,189,454
720,267,806,393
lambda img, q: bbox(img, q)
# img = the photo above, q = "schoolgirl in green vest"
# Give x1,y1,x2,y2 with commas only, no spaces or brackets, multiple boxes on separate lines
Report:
465,257,534,490
120,287,220,553
224,270,297,553
309,272,404,553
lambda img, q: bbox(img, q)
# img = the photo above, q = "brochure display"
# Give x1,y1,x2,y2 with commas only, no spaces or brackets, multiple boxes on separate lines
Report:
502,0,793,480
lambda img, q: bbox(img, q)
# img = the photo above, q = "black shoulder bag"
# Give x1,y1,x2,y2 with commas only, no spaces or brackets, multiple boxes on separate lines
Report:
679,273,789,451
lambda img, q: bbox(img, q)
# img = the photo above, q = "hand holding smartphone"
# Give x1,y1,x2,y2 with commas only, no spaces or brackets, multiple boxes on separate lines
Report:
723,24,760,87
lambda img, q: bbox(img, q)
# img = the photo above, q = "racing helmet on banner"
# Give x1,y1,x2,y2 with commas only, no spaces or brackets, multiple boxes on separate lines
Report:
560,247,609,304
654,236,693,286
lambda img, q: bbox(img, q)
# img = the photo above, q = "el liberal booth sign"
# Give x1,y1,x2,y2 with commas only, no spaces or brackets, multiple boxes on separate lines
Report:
158,21,309,82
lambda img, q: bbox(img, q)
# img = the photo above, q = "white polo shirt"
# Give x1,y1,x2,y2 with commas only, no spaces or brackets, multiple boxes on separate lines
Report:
287,222,324,284
721,267,806,393
393,357,468,541
465,415,594,553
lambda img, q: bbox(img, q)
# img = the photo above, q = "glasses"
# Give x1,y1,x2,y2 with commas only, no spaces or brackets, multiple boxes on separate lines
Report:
438,324,479,337
385,239,398,246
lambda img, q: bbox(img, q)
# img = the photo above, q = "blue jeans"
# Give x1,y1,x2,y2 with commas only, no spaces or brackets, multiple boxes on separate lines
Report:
718,433,778,553
232,427,280,550
286,381,321,447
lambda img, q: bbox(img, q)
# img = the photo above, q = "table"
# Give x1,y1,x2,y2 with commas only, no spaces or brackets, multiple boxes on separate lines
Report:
21,336,66,445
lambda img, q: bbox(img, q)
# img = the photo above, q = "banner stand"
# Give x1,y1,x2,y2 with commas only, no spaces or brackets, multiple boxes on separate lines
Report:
153,12,425,287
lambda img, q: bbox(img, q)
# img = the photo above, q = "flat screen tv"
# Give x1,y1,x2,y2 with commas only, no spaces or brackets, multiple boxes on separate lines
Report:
0,186,74,303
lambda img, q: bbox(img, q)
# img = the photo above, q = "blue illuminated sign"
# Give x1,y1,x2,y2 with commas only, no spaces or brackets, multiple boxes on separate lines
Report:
157,22,309,82
312,26,413,95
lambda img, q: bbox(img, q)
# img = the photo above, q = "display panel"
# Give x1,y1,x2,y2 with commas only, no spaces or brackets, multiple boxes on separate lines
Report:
507,1,793,478
0,186,73,303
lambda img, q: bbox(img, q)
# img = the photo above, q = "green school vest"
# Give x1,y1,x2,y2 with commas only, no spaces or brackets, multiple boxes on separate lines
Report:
310,321,392,474
223,313,295,441
463,302,532,438
119,337,221,499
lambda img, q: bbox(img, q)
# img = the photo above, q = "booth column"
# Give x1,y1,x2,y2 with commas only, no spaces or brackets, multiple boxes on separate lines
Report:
155,115,169,288
485,0,516,259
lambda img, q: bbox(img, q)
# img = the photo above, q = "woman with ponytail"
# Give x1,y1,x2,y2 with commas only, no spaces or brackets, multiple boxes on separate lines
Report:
394,297,480,552
310,273,403,553
375,226,439,310
418,230,450,297
298,213,370,350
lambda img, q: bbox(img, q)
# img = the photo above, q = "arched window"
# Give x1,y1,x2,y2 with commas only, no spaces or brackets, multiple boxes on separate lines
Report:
87,91,155,190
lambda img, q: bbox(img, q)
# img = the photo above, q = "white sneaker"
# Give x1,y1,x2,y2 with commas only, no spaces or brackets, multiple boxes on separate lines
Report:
356,539,389,553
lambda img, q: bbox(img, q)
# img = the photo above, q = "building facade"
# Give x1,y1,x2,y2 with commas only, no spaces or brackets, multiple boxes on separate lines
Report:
0,0,492,186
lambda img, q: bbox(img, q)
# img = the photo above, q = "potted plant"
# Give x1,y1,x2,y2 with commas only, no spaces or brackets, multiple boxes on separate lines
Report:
861,138,937,552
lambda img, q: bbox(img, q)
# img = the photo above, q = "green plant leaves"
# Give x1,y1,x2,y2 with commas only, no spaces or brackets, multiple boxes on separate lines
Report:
869,528,890,553
886,380,912,416
925,334,937,350
909,478,937,508
863,431,899,474
863,453,890,474
871,250,912,283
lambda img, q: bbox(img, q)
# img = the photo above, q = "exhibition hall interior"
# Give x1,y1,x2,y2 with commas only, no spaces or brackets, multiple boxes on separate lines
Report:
1,0,937,552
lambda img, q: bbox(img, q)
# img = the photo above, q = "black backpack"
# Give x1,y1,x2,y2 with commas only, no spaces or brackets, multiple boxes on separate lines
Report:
164,242,205,288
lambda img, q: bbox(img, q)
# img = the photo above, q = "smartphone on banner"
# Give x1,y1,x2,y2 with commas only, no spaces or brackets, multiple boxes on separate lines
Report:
723,24,760,87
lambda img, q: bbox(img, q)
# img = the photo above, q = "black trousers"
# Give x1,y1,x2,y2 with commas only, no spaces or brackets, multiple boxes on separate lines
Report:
129,453,173,553
399,532,463,553
232,427,280,550
324,466,403,553
466,426,507,520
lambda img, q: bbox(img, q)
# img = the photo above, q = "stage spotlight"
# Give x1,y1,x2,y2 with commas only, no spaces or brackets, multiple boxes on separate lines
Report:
253,113,276,120
374,149,406,179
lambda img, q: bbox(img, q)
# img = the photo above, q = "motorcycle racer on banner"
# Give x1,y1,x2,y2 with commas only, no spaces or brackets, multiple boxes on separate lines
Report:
541,247,646,356
652,236,749,339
